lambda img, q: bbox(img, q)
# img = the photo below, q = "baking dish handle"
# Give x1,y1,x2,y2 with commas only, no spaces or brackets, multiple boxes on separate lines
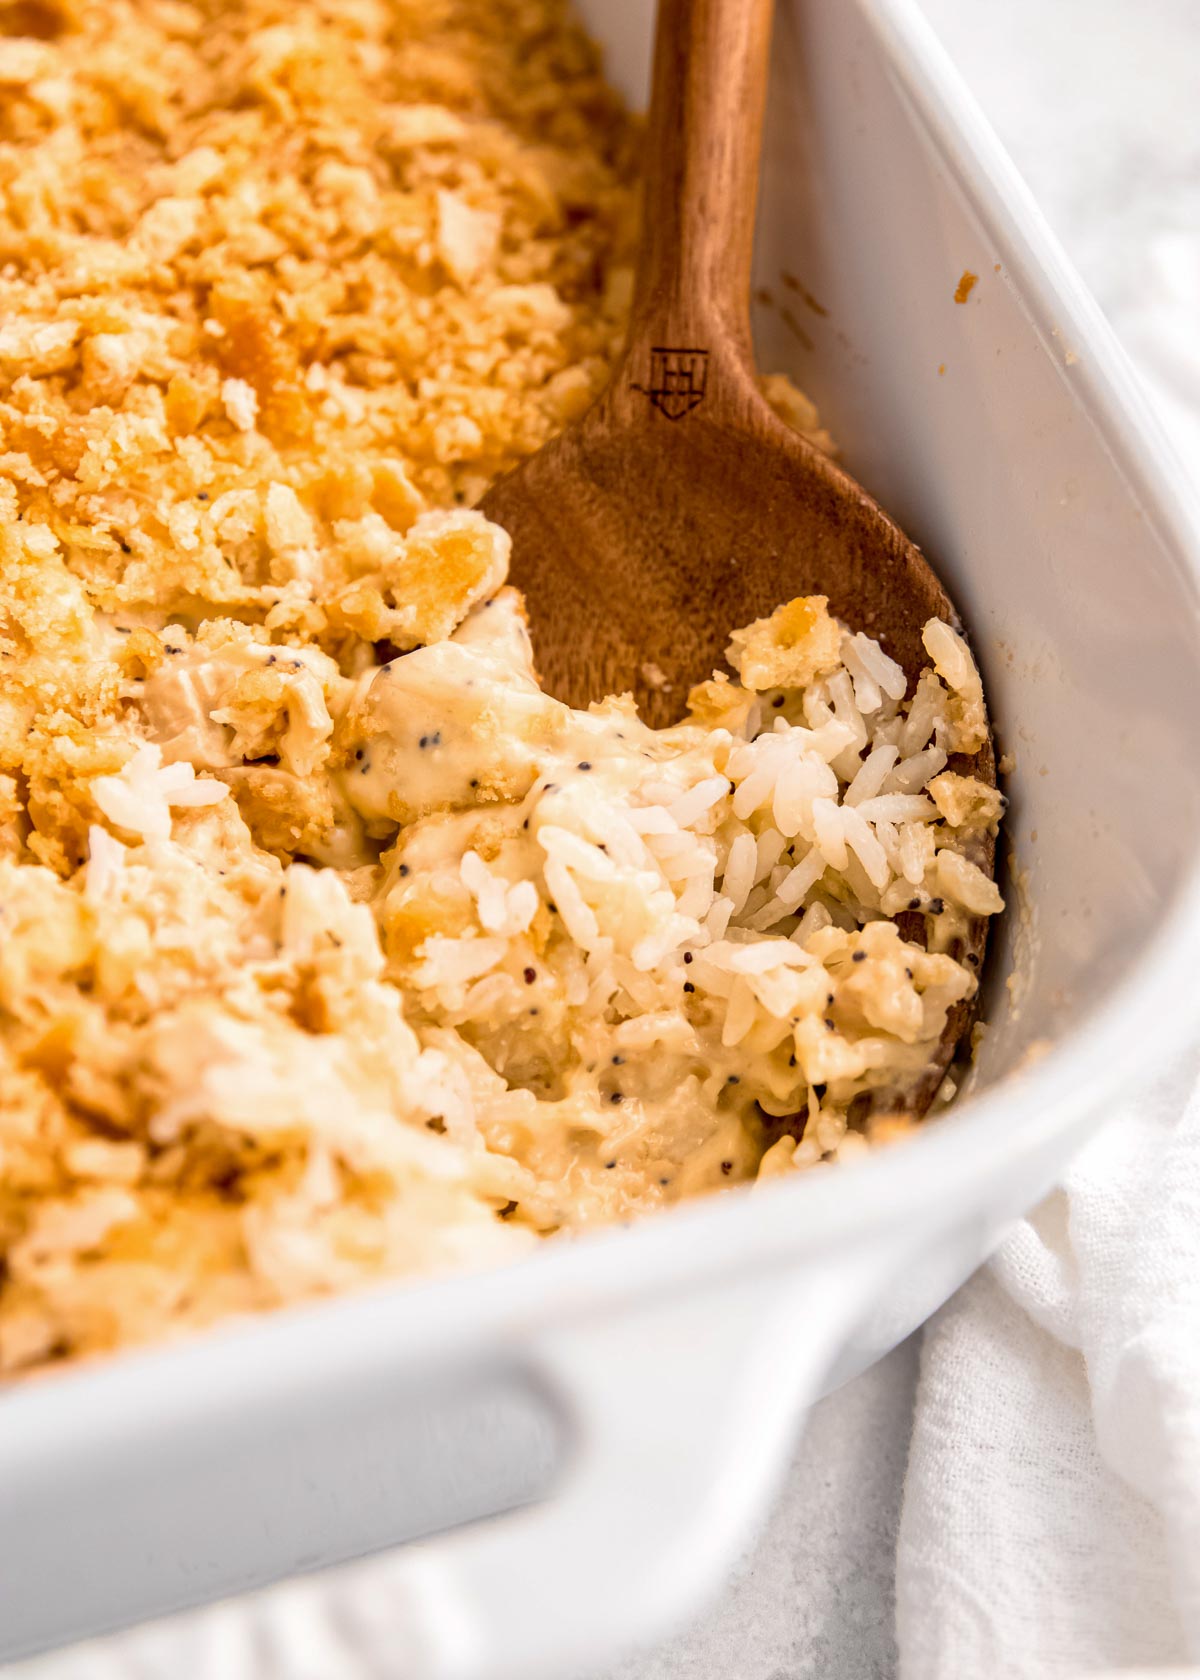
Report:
250,1258,883,1679
16,1255,887,1680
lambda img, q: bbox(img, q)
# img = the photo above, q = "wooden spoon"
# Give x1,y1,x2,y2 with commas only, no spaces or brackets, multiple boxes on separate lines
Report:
481,0,997,1113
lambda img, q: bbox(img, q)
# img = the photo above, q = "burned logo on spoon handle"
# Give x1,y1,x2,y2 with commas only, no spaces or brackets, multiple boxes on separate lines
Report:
631,346,709,419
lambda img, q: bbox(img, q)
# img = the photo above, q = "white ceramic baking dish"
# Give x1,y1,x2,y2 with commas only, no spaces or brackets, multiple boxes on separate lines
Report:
4,1,1199,1675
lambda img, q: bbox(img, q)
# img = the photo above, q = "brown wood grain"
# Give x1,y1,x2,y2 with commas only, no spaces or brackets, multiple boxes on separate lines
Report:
481,0,998,1115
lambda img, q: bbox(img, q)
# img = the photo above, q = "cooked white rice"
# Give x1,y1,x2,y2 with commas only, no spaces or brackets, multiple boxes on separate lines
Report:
0,550,1004,1372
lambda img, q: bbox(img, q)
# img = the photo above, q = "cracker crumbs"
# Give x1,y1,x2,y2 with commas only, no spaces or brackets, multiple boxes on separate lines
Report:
0,0,1002,1374
0,0,641,1368
726,595,843,692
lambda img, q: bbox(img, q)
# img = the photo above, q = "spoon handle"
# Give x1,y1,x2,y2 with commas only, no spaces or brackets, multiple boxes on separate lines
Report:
618,0,773,413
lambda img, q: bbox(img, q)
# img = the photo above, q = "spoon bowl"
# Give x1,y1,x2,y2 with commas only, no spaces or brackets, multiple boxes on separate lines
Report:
483,356,966,725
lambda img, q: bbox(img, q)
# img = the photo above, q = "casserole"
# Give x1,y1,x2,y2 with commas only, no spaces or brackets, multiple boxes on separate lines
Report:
3,0,1199,1675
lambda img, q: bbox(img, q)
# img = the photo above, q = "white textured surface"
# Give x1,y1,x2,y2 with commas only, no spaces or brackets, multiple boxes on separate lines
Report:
600,1340,919,1680
609,2,1200,1676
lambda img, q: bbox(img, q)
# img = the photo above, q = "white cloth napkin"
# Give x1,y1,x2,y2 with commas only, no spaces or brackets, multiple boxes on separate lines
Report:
896,1045,1200,1678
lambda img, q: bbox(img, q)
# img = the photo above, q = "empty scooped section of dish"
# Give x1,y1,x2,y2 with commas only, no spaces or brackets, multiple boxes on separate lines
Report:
581,0,1200,1098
